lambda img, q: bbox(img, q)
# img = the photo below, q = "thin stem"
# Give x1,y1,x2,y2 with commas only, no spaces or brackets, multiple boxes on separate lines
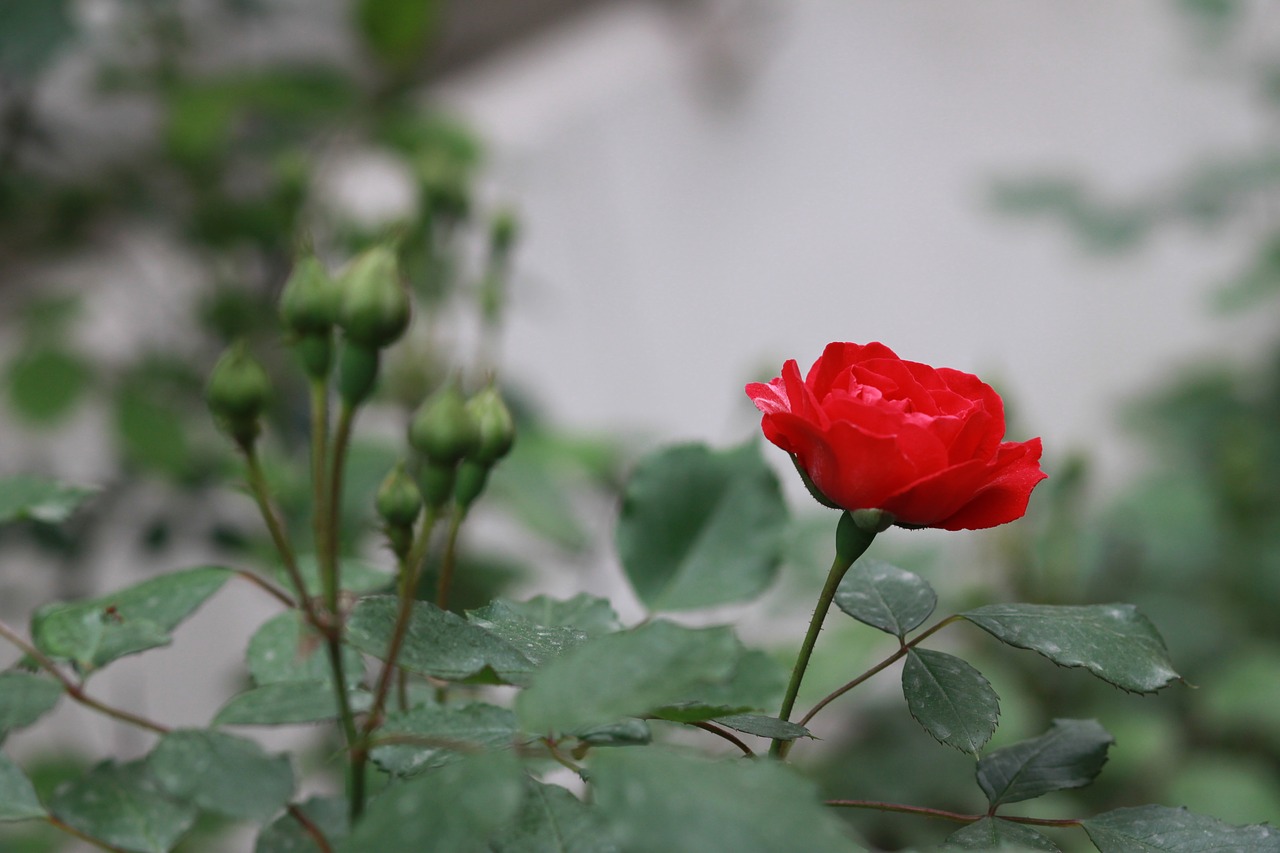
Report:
324,403,357,615
689,721,754,756
543,738,587,779
770,517,877,759
309,377,332,603
435,506,467,611
286,804,335,853
824,799,1082,829
231,568,296,609
242,446,322,629
46,815,133,853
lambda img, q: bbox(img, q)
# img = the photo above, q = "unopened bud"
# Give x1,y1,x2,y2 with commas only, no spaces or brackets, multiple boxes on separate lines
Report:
338,343,380,408
206,342,271,424
376,462,423,529
336,246,411,349
280,256,339,336
408,381,479,466
465,385,515,466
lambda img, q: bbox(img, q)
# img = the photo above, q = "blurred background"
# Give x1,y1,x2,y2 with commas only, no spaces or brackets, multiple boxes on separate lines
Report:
2,0,1279,850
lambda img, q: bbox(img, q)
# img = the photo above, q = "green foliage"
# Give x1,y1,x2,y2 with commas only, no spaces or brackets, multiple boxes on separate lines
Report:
246,611,364,688
5,348,90,424
48,761,198,853
213,681,370,726
901,648,1000,755
255,797,349,853
0,672,62,738
369,703,518,776
146,729,294,822
976,719,1114,808
0,754,45,822
835,559,937,637
0,476,96,525
941,818,1059,851
1081,805,1280,852
489,780,617,853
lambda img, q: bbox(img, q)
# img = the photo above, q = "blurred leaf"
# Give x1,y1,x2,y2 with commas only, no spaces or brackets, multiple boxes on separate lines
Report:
616,442,787,611
369,703,517,776
1163,753,1280,827
48,761,197,853
279,555,393,598
711,714,812,741
247,610,364,688
32,567,231,672
941,817,1059,851
1082,805,1280,852
355,0,440,74
0,476,95,525
591,749,862,853
901,649,1000,755
652,648,785,724
835,560,937,637
0,673,62,738
490,781,617,853
255,796,348,853
5,349,91,424
976,719,1113,808
1201,647,1280,749
961,604,1180,693
470,594,620,638
0,0,75,79
115,384,194,477
147,729,293,822
574,719,651,747
466,607,589,672
0,754,45,821
213,681,370,726
338,750,523,853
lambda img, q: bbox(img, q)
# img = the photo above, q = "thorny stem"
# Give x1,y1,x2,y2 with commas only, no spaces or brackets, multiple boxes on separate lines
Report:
825,799,1082,828
435,506,467,612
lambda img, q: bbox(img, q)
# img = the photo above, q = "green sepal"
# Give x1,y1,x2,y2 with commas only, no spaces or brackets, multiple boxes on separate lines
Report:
338,343,380,408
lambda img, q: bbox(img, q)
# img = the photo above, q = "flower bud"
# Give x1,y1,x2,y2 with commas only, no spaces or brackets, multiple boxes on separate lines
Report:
376,462,423,529
338,343,380,408
206,342,271,422
408,381,479,466
336,246,411,349
465,385,515,466
417,463,455,509
280,256,339,336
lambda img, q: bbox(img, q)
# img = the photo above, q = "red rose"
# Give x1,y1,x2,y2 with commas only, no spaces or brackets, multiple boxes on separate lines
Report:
746,342,1046,531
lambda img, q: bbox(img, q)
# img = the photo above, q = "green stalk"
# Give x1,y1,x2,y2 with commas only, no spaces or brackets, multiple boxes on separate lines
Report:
435,506,468,611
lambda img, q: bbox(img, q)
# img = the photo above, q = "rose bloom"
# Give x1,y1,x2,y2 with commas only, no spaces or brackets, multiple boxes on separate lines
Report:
746,342,1046,531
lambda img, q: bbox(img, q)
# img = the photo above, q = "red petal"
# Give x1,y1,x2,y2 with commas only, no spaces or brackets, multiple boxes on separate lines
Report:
932,438,1047,530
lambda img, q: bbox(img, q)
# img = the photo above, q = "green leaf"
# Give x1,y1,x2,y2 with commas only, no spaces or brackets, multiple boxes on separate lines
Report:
834,560,937,637
213,681,371,727
469,594,620,637
1082,805,1280,852
355,0,441,74
339,750,523,853
516,621,742,734
6,348,91,424
246,611,363,688
711,713,812,741
48,761,197,853
591,749,863,853
573,719,652,747
369,703,518,776
976,719,1113,808
0,754,45,821
346,596,534,684
280,555,393,598
114,384,193,476
147,729,294,822
490,781,618,853
0,475,96,525
616,442,788,611
466,607,590,671
941,817,1060,851
961,604,1180,693
901,648,1000,755
32,567,232,672
0,672,63,737
256,796,349,853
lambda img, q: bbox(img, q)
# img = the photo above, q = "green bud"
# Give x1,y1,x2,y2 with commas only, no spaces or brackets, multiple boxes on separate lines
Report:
280,256,339,335
454,459,490,509
376,462,423,528
490,209,519,255
338,343,380,408
408,381,479,465
465,385,515,465
336,246,411,349
417,462,455,509
206,341,271,422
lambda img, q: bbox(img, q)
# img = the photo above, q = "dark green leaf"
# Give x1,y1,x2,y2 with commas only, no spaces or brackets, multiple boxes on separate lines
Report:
901,648,1000,755
0,754,45,821
591,749,862,853
0,475,96,525
370,703,517,776
835,560,937,637
255,796,349,853
516,621,741,734
346,596,533,684
49,761,197,853
5,349,91,424
573,719,652,747
32,567,231,672
466,607,589,670
1082,805,1280,852
977,719,1113,808
246,611,364,688
213,681,371,726
961,604,1180,693
711,714,812,741
490,781,618,853
339,750,523,853
0,672,62,737
147,729,293,822
941,817,1060,851
616,442,788,611
651,648,786,724
469,594,620,637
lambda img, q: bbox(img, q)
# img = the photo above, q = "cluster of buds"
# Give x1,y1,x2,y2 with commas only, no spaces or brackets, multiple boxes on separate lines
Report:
408,379,515,513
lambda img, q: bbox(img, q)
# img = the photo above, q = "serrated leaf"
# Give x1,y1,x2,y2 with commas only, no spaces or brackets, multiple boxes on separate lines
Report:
835,560,937,637
246,610,364,688
516,622,741,734
147,729,294,822
711,714,812,741
466,608,589,670
0,475,96,525
941,817,1060,850
49,761,197,853
0,753,45,821
591,749,862,853
255,796,349,853
1082,805,1280,852
213,681,371,726
279,555,393,598
339,750,523,853
901,648,1000,755
370,703,517,776
0,672,63,737
977,719,1113,808
347,596,534,684
32,567,232,672
490,781,619,853
616,442,788,611
468,594,620,637
961,604,1180,693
